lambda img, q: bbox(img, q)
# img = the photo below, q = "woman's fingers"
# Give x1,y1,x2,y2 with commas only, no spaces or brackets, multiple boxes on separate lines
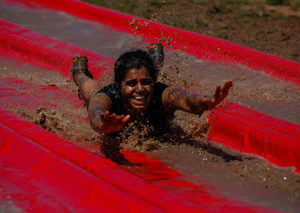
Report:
211,80,233,106
115,114,125,120
105,111,110,119
221,81,233,99
99,111,130,133
222,80,233,93
100,113,105,121
121,115,131,124
110,113,116,120
217,80,233,98
214,85,221,99
100,111,113,123
101,112,129,124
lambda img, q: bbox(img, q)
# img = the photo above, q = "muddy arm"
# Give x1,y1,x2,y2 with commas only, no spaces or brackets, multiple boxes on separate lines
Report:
88,93,112,132
88,93,130,134
162,80,233,114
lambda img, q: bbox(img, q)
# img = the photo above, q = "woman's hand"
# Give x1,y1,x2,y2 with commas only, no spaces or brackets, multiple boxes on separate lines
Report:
162,80,233,115
99,111,130,134
204,80,233,109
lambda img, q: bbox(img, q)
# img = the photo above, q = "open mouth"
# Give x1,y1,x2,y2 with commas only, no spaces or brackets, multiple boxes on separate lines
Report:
131,96,147,107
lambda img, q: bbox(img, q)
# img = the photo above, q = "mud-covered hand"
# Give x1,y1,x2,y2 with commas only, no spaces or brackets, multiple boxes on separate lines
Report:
204,80,233,109
99,111,130,134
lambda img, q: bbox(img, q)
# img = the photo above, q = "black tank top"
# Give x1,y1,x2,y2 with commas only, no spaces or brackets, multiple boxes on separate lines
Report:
97,82,174,133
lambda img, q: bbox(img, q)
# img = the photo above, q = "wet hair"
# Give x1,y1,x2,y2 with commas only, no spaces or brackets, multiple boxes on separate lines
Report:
114,49,158,88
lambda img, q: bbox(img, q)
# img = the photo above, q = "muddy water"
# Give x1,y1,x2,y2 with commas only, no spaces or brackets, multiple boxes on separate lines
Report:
0,0,300,212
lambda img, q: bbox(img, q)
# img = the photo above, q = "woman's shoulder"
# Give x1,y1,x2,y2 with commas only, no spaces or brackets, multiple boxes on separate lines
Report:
98,83,117,92
154,82,169,94
97,84,124,114
98,84,118,94
151,82,169,106
97,84,121,101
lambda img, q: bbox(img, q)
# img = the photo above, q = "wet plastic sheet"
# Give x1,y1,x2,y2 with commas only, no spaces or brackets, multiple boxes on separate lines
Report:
0,17,114,80
0,77,84,110
0,108,275,212
10,0,300,85
0,18,299,173
208,102,300,172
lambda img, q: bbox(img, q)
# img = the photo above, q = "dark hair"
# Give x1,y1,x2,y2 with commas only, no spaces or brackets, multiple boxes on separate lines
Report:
114,49,158,88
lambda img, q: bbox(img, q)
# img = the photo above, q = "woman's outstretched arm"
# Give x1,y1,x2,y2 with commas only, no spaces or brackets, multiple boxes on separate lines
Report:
88,93,130,134
162,80,233,114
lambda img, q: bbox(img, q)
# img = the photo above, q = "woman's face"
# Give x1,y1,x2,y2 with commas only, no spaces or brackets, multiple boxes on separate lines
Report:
120,66,154,113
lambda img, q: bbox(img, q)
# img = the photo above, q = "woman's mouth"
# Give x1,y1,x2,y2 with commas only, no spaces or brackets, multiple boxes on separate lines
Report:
131,96,148,107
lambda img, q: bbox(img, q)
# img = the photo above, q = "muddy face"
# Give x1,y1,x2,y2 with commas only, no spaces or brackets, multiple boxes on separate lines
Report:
120,66,154,114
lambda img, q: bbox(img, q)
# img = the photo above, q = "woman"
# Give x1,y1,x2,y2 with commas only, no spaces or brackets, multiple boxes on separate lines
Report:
72,44,232,162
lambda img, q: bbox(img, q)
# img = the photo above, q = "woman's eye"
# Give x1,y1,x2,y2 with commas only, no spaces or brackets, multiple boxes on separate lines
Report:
141,79,152,86
125,78,152,87
126,80,137,87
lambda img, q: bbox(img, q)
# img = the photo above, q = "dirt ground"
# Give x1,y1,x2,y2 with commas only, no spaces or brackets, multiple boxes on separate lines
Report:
85,0,300,62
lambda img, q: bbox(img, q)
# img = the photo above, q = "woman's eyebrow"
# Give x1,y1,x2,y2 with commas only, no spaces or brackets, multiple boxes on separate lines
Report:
125,79,137,83
125,78,151,81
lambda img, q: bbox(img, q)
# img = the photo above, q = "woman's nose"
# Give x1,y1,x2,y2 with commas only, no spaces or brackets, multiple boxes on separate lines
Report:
135,82,144,93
